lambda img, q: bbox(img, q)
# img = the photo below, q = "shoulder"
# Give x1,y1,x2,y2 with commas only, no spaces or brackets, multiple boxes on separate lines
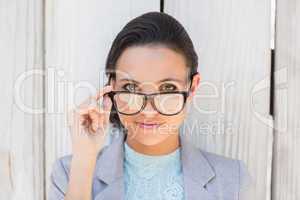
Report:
49,154,72,195
199,149,254,198
201,149,243,176
52,154,72,173
49,145,109,192
50,133,115,182
50,143,110,178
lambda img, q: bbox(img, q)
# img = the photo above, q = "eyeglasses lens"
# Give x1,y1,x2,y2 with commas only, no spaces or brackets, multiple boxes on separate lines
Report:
114,92,184,115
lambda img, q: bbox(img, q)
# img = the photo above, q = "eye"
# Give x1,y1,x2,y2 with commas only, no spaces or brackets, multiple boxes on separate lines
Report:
122,83,138,92
159,83,178,91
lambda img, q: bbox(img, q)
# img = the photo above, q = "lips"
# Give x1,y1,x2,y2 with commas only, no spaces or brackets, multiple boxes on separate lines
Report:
136,121,162,129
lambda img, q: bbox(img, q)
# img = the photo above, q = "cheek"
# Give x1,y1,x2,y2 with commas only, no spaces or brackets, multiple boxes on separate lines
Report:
162,109,187,128
118,107,188,131
118,114,136,128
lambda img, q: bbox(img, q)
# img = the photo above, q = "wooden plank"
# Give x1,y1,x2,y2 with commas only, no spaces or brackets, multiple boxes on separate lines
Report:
0,0,44,199
165,1,273,200
273,0,300,199
45,0,160,197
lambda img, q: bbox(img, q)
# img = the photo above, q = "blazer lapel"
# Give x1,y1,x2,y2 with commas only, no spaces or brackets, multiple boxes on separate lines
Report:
94,133,126,200
94,132,217,200
180,134,217,200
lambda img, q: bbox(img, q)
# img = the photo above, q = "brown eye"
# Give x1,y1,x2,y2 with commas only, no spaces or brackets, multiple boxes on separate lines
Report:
122,83,137,92
159,83,177,91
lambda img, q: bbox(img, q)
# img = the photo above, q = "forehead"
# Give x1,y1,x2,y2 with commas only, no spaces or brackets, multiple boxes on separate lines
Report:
115,45,189,83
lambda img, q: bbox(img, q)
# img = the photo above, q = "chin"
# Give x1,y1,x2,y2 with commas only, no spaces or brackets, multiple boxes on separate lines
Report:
127,129,170,146
137,137,166,146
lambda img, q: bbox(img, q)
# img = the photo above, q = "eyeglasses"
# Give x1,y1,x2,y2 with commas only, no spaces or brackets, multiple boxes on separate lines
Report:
106,90,190,116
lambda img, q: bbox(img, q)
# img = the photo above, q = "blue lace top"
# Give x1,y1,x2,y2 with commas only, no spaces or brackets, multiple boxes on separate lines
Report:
123,142,185,200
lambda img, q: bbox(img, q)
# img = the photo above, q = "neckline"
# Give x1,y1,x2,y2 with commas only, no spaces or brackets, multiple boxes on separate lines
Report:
124,141,180,159
123,141,182,179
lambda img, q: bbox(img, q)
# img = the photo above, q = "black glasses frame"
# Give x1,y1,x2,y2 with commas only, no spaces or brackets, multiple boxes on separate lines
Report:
106,90,190,116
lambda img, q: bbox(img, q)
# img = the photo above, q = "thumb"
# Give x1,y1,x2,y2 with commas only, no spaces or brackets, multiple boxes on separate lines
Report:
102,95,112,113
102,95,112,127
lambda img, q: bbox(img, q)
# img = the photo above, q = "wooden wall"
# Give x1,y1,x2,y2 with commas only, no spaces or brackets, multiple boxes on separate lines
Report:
44,0,160,197
0,0,44,199
0,0,299,200
272,0,300,199
165,1,273,200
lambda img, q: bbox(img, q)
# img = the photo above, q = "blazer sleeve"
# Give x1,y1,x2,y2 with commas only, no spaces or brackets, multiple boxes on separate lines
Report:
48,158,69,200
238,160,255,200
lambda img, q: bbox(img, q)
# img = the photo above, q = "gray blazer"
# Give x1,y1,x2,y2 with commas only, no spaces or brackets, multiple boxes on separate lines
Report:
48,133,254,200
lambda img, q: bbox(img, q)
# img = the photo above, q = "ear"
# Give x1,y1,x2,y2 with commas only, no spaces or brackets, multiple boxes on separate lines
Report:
188,73,201,100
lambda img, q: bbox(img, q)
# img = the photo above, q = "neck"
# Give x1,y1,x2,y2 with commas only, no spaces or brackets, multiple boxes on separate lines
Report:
125,131,181,156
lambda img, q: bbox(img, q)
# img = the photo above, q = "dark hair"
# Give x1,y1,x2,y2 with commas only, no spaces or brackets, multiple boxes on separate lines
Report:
105,11,198,130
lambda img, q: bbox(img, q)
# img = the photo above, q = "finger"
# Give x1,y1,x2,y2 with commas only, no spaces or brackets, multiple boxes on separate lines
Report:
102,95,113,125
95,85,113,101
88,107,105,132
88,123,97,135
77,85,112,112
76,94,105,112
79,105,101,115
101,95,112,112
78,106,103,132
89,112,110,134
88,107,104,123
79,95,112,134
81,116,90,128
90,113,101,132
91,121,99,132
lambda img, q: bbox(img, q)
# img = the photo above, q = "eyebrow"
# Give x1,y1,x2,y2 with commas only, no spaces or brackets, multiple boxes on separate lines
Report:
119,78,186,84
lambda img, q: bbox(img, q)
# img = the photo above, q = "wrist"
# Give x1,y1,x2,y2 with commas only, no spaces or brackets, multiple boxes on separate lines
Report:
72,147,100,158
72,151,98,161
70,154,97,176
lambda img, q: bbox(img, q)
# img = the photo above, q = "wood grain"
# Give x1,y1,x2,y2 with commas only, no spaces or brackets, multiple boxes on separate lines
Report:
165,1,273,200
1,1,299,199
0,0,44,199
273,0,300,199
44,0,160,198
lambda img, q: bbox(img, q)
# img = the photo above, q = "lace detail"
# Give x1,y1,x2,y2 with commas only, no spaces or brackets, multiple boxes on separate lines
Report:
124,142,185,200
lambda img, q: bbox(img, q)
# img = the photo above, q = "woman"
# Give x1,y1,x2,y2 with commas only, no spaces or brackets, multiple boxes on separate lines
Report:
49,12,253,200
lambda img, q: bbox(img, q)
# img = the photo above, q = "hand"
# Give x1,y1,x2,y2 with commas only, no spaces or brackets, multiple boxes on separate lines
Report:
67,85,113,157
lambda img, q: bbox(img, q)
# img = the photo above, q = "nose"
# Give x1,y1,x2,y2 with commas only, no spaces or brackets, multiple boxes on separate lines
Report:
140,98,158,117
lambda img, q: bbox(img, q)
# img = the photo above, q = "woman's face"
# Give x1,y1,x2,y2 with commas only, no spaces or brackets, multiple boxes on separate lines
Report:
111,45,200,146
